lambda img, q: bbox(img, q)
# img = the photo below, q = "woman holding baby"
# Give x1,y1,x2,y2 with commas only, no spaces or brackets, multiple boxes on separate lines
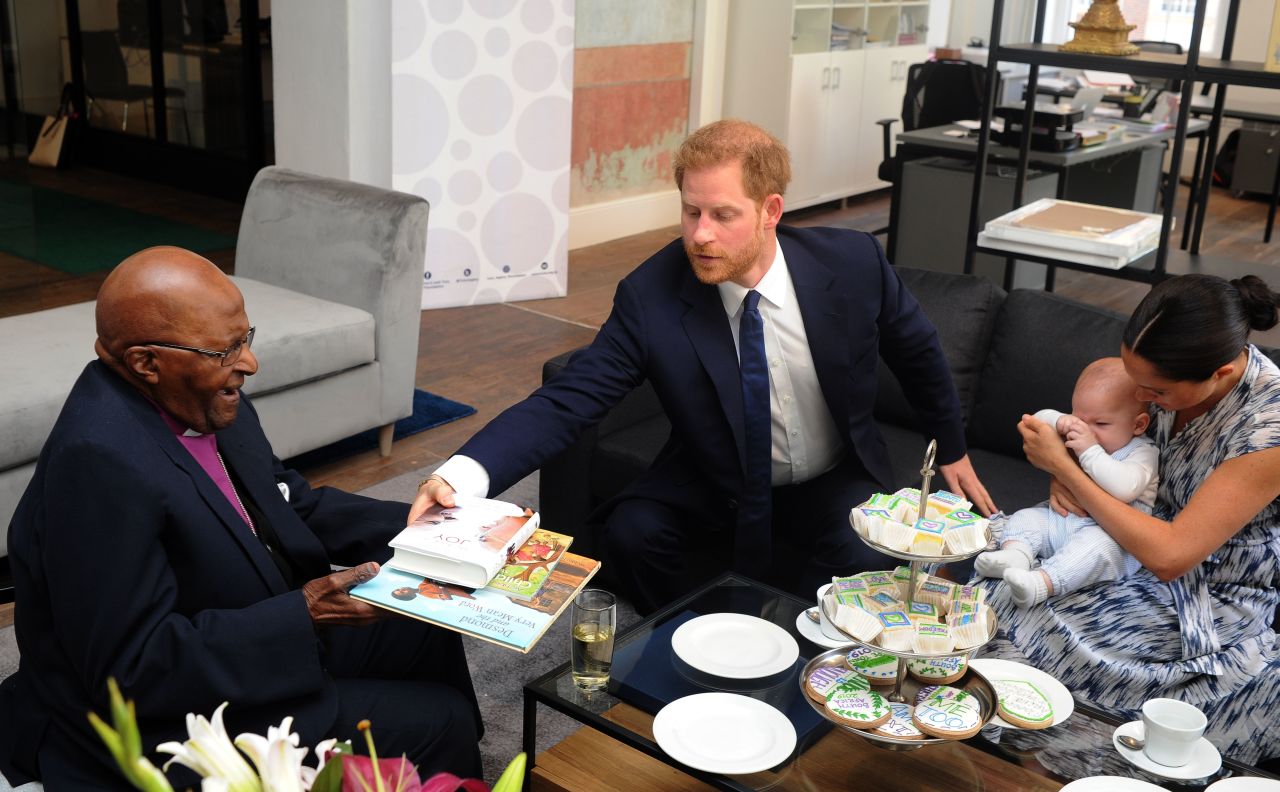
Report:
987,273,1280,764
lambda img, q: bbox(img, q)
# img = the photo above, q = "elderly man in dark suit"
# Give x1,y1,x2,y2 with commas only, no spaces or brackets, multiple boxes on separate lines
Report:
0,248,480,789
413,119,996,614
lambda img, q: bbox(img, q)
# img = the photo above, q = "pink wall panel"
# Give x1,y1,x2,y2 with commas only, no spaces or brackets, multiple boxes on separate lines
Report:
571,43,691,206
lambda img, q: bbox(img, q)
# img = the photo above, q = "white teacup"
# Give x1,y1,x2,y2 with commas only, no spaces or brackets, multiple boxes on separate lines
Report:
1141,698,1207,767
815,583,843,641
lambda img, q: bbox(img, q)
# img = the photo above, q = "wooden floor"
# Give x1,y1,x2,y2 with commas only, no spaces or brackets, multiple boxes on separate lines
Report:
3,159,1278,495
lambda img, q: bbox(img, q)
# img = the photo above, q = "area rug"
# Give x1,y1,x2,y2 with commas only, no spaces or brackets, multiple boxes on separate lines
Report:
283,389,475,470
0,180,236,273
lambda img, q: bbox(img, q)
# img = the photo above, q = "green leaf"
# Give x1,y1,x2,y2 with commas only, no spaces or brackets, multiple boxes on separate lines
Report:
492,752,526,792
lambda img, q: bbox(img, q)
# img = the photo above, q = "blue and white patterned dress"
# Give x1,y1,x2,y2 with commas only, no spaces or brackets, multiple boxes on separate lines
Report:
980,345,1280,764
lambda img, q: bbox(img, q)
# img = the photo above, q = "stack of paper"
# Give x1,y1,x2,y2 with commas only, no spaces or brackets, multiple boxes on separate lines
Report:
980,198,1165,269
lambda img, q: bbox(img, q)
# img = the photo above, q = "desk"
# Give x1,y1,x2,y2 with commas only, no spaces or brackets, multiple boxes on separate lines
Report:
522,573,1276,791
1190,94,1280,243
887,118,1209,273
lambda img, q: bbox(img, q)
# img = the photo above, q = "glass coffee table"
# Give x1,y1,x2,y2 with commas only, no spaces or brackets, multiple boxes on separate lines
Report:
522,573,1278,791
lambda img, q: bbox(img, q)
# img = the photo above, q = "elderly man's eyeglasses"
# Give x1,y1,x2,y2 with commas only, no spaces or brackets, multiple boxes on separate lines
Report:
143,327,255,367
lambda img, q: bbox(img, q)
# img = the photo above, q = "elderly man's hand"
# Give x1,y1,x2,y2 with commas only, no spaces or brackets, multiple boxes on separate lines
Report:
939,453,997,517
407,474,457,524
301,562,387,626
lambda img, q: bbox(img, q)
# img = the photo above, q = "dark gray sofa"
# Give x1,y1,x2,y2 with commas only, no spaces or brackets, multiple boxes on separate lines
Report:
536,267,1279,566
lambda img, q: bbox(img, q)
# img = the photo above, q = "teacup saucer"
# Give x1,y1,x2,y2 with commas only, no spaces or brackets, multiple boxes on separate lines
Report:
794,610,852,650
1112,720,1222,781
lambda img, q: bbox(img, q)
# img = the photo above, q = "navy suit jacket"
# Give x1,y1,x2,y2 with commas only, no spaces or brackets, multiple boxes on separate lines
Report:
460,225,965,517
1,361,409,785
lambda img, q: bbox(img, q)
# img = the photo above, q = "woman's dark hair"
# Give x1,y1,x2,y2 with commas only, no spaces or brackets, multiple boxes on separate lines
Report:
1123,274,1280,381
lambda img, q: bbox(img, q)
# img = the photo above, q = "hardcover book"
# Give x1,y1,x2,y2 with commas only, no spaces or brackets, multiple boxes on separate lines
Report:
983,198,1163,260
384,496,539,588
977,231,1140,270
484,529,574,601
350,552,601,653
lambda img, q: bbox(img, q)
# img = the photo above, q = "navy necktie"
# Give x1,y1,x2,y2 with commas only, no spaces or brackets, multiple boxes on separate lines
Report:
737,290,772,575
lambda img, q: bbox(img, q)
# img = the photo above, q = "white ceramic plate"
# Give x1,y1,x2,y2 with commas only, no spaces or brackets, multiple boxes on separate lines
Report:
653,692,797,775
1207,777,1280,791
970,657,1074,729
1113,720,1223,781
671,613,800,679
1059,777,1167,791
794,609,853,650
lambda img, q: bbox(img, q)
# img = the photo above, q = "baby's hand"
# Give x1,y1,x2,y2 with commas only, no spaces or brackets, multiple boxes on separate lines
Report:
1063,420,1099,454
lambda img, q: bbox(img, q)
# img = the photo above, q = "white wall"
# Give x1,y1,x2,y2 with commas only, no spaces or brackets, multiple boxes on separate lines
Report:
272,0,391,188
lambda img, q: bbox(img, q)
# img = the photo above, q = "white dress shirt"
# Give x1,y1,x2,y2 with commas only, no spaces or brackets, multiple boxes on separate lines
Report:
717,239,843,486
436,238,844,496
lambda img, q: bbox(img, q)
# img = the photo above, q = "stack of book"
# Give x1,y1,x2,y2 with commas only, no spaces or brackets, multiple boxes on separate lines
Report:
351,496,599,652
979,198,1165,270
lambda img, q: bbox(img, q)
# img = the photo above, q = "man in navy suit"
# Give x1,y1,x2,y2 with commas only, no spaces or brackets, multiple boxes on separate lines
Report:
416,120,995,613
0,248,481,789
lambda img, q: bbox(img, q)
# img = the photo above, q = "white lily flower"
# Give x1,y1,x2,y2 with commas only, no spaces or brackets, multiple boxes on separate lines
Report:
156,702,262,792
235,716,309,792
302,738,338,789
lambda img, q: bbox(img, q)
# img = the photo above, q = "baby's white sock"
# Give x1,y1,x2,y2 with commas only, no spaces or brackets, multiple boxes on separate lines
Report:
974,545,1033,579
1004,568,1050,608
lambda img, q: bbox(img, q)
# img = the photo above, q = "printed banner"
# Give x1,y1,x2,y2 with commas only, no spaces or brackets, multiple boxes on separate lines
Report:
391,0,574,309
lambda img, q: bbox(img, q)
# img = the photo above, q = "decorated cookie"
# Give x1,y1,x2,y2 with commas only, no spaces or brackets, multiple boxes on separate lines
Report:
846,646,899,685
871,702,924,740
912,685,984,739
993,678,1055,729
805,664,869,703
907,654,968,684
825,688,892,729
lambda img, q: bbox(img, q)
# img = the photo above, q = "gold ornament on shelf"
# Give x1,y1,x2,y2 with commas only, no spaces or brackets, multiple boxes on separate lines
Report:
1060,0,1139,56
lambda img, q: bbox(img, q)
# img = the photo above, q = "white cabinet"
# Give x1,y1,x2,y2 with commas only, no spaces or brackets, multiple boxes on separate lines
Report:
723,1,932,210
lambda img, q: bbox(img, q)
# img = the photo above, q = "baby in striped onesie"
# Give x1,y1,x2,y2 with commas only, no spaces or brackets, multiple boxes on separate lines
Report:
975,357,1159,607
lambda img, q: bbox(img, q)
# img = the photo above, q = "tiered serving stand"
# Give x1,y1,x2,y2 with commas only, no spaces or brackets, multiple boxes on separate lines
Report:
800,440,1000,749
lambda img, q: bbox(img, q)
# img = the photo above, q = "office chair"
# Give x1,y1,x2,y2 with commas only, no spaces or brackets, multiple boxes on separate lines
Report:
872,59,989,236
80,30,191,144
1132,40,1184,94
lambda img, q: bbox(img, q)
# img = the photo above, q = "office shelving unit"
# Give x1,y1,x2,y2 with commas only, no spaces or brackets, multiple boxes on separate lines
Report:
961,0,1274,289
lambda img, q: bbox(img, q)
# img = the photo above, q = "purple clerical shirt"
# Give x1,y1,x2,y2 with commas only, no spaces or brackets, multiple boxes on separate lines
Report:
154,407,255,532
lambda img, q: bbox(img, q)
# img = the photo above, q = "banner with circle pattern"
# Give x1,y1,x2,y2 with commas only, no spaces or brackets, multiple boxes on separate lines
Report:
392,0,574,309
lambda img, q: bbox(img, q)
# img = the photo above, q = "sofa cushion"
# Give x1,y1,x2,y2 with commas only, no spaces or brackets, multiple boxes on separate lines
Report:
0,279,374,472
875,267,1006,432
233,276,376,397
878,422,1051,514
590,415,669,504
0,301,98,470
967,289,1127,458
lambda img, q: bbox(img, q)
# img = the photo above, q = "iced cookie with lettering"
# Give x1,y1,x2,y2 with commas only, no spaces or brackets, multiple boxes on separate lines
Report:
805,664,869,703
913,685,984,739
993,678,1055,729
846,646,899,685
825,688,892,729
872,702,924,740
907,654,968,684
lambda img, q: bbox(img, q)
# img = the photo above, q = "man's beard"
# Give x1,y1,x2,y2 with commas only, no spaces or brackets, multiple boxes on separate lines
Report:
685,223,765,285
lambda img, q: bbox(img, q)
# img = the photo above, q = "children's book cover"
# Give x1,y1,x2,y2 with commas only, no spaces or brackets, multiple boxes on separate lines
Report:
484,529,574,601
350,551,600,653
